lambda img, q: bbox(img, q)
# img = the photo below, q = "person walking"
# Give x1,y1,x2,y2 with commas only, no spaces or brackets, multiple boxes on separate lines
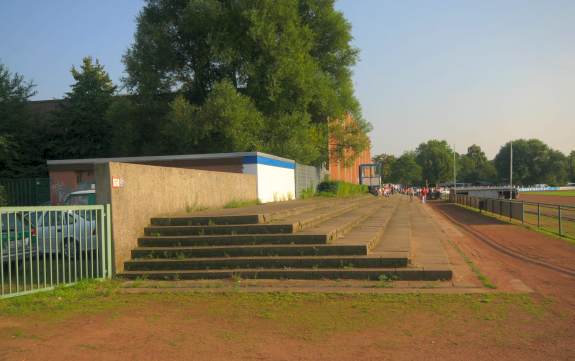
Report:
421,186,428,204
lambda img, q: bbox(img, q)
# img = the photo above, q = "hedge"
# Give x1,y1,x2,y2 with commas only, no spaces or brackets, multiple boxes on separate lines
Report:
316,181,368,197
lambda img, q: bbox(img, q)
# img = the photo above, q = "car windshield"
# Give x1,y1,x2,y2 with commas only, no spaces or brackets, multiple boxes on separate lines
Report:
65,194,91,205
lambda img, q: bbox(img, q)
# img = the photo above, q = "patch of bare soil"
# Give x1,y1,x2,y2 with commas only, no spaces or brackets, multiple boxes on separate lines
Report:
1,292,573,361
429,203,575,307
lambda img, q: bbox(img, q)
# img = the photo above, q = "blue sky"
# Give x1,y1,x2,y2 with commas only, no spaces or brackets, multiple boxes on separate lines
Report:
1,0,574,158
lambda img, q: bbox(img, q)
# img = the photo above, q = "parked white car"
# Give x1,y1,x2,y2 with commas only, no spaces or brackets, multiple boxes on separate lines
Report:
25,211,99,256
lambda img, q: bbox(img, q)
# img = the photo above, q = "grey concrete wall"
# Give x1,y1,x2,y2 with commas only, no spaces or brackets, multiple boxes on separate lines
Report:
95,162,257,273
294,164,327,198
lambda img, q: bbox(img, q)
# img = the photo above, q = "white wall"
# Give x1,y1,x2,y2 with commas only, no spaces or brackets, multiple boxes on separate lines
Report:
243,163,295,203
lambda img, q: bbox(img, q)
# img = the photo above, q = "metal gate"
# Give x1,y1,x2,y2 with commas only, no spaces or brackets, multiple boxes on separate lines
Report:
0,204,112,298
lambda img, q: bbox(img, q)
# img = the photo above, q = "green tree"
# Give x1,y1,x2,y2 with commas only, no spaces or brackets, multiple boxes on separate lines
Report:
415,140,454,185
51,57,116,159
106,96,141,157
458,144,496,184
328,115,370,166
390,152,422,185
0,63,39,177
494,139,568,185
123,0,367,164
373,153,396,182
162,81,264,154
0,135,19,177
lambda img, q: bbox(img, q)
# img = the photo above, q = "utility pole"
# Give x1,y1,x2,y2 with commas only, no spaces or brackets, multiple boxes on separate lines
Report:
510,140,513,197
453,144,457,199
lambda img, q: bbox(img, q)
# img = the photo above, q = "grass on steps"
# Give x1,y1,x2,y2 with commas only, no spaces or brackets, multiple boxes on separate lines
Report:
224,199,262,208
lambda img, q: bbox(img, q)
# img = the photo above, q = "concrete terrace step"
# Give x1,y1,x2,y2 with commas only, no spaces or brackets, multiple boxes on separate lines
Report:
332,201,399,252
144,223,296,236
304,198,393,243
131,244,368,259
120,267,452,281
151,197,359,226
268,197,367,230
123,254,408,271
371,200,412,257
144,197,370,237
138,234,329,247
151,214,264,226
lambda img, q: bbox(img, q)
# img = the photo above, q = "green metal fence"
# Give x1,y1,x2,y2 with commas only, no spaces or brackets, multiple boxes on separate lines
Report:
451,194,575,239
0,204,112,298
0,178,51,206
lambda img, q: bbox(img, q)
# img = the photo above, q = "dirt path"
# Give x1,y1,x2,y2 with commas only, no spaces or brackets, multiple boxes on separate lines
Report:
428,202,575,307
0,201,574,361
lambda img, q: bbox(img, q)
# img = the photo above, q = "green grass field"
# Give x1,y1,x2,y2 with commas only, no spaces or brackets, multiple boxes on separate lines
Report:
527,190,575,196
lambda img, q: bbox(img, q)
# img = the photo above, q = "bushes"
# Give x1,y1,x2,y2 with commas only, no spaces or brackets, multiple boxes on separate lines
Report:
299,187,316,199
316,181,368,197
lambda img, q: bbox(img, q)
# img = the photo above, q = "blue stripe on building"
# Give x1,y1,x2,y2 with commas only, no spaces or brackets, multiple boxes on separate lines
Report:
243,156,295,169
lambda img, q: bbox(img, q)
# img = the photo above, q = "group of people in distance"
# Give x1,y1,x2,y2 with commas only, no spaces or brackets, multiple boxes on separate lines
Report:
377,184,393,197
404,186,431,203
378,185,432,204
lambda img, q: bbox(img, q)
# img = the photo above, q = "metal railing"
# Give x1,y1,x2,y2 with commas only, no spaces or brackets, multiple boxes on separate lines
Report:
0,204,112,298
451,195,575,239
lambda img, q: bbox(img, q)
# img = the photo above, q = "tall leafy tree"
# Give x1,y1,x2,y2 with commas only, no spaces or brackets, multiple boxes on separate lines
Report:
0,63,39,177
373,153,396,182
390,152,422,185
123,0,368,164
51,57,116,159
458,144,496,184
162,80,264,154
106,96,142,157
494,139,568,185
415,140,454,185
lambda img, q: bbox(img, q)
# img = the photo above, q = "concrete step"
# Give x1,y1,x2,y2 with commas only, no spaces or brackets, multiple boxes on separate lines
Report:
132,244,368,259
144,197,370,237
332,202,398,252
272,198,367,230
123,254,408,271
304,198,390,243
150,197,350,226
120,266,452,281
371,200,412,257
138,234,329,247
151,214,264,226
144,223,296,236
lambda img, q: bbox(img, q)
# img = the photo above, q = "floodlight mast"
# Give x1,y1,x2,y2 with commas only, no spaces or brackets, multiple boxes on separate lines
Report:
510,140,513,197
453,144,456,199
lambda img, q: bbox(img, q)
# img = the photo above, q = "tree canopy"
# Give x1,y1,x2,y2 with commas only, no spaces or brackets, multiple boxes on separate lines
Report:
390,152,421,185
415,140,454,185
494,139,568,186
458,144,496,184
0,63,40,177
122,0,368,165
50,57,116,159
372,153,396,183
